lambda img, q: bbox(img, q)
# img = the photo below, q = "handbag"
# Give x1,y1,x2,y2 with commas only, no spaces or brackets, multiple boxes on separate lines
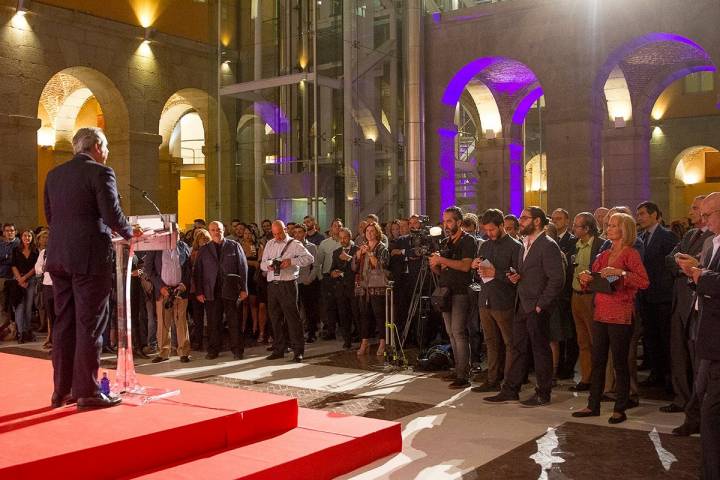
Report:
431,286,452,312
588,272,617,294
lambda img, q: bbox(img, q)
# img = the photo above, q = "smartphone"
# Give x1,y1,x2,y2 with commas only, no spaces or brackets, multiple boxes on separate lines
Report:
509,267,517,274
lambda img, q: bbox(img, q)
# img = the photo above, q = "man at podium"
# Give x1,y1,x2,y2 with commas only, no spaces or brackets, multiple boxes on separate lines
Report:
44,127,141,410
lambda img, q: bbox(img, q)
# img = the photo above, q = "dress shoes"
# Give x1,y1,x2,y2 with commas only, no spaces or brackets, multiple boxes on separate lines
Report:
520,394,551,408
471,382,501,393
102,345,117,354
292,354,304,363
205,352,218,360
306,336,316,344
659,403,684,413
672,423,700,436
639,375,663,387
233,352,244,360
266,352,285,360
572,409,600,418
133,348,149,359
569,382,591,392
441,372,457,382
51,392,77,408
608,412,627,424
77,393,122,410
483,391,519,404
151,356,168,363
626,398,640,409
342,340,352,350
180,355,191,363
448,378,470,389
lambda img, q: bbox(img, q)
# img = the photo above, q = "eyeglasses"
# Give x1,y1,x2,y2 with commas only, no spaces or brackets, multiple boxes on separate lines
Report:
700,210,720,220
518,215,532,221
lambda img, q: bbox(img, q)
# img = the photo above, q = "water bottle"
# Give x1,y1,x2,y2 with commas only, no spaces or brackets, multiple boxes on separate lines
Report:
100,372,111,395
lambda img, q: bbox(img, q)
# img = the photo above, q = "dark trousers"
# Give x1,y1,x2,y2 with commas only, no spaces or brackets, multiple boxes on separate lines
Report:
298,280,320,338
43,284,56,333
467,291,483,365
670,309,694,408
321,276,338,335
588,321,633,413
206,297,242,355
268,280,304,355
360,294,386,339
698,360,720,480
189,295,205,348
130,276,146,349
639,300,672,380
335,282,357,341
503,309,553,399
50,270,111,398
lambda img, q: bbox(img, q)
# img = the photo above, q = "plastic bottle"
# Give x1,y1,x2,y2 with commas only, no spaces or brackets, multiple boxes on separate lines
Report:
100,372,111,395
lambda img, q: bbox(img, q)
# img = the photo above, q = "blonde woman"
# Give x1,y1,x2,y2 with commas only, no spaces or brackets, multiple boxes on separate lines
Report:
189,228,211,350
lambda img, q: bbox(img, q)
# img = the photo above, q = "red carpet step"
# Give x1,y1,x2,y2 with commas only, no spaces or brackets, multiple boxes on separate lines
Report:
0,353,401,479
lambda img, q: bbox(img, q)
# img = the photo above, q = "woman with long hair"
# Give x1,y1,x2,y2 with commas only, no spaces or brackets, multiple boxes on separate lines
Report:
12,229,39,343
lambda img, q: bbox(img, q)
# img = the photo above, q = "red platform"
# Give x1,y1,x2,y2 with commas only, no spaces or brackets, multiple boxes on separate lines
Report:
0,353,401,479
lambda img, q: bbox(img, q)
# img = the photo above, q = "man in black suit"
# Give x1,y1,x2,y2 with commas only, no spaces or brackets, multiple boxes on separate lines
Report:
675,192,720,479
485,206,565,406
45,127,140,409
636,201,679,388
661,195,713,413
194,221,248,360
329,227,360,349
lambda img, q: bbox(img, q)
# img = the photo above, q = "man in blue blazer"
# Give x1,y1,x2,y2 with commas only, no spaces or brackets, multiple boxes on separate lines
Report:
194,221,248,360
45,127,139,410
636,201,679,388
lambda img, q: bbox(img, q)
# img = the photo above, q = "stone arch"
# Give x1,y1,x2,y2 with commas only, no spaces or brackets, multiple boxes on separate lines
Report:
591,33,717,208
439,56,543,215
668,145,720,219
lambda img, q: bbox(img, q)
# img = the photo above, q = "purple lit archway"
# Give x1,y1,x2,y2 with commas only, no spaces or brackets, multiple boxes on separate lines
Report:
439,56,544,215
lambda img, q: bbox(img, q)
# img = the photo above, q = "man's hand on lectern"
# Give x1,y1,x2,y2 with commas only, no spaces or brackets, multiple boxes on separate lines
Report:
132,226,144,237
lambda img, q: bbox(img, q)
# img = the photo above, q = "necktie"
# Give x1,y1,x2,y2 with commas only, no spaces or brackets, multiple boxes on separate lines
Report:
643,231,651,248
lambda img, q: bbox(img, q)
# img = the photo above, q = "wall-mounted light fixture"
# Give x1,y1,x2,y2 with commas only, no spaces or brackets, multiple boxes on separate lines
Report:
16,0,29,16
143,27,156,44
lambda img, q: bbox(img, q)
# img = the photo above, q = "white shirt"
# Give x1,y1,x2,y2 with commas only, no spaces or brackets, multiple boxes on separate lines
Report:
34,249,52,286
522,231,541,261
260,235,314,281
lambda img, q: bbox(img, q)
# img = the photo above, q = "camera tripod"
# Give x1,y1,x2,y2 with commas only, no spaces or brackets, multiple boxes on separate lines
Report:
400,255,438,350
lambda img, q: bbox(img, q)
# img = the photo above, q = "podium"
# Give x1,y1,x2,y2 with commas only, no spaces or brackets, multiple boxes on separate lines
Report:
112,214,180,402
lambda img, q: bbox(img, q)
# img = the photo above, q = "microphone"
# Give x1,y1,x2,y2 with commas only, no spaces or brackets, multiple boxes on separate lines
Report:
129,183,162,217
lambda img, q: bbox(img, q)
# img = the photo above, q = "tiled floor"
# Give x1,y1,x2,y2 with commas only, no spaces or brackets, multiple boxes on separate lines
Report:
1,336,702,480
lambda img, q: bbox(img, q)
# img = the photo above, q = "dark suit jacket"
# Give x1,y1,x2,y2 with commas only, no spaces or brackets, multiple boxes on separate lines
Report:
193,238,248,302
666,228,714,324
693,236,720,360
44,154,133,276
477,233,523,311
557,230,576,255
144,241,192,301
517,232,565,314
330,244,359,288
639,225,679,304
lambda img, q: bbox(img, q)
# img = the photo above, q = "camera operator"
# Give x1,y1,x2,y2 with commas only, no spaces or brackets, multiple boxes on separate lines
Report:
194,221,249,360
145,238,193,363
261,220,314,362
429,206,477,389
329,227,359,349
470,209,523,393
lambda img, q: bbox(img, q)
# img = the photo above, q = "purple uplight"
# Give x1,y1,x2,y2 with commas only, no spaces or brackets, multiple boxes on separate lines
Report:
254,101,290,134
512,87,544,125
431,11,441,24
442,57,501,106
508,143,524,215
438,127,458,217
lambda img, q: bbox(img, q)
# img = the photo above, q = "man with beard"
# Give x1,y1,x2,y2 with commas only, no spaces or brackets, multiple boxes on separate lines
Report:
485,206,565,406
429,206,477,389
303,216,326,246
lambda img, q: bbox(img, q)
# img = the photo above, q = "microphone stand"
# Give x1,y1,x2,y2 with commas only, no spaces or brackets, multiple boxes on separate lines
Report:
128,184,166,227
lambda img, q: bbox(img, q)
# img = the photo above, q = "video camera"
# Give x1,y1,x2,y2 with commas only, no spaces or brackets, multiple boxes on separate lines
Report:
408,215,444,257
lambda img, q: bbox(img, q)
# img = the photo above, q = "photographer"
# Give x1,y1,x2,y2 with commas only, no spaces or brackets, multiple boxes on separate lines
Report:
194,221,249,360
429,206,477,389
145,238,193,363
261,220,314,363
470,209,523,393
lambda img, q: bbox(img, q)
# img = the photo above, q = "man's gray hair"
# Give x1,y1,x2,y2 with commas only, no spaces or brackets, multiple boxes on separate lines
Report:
72,127,107,155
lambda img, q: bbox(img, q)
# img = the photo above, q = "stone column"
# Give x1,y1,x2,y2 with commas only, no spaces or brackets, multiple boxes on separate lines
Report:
125,131,162,215
601,125,650,211
0,114,41,227
475,139,509,213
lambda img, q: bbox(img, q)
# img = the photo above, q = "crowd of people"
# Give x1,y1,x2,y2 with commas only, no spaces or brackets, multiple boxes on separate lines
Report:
1,196,719,477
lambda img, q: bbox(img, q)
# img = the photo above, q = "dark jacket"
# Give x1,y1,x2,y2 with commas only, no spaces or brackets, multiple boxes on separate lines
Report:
568,236,605,293
476,233,523,311
517,232,566,314
639,225,679,304
692,236,720,360
193,238,248,302
44,154,133,276
144,241,192,301
557,230,576,256
330,244,360,288
666,228,714,325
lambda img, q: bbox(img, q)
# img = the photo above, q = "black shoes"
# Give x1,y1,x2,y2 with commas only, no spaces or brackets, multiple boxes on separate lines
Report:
306,336,316,344
77,393,122,410
639,375,663,387
672,423,700,436
205,352,218,360
520,394,550,408
483,391,520,404
471,383,501,393
151,356,168,363
608,412,627,424
569,382,591,392
659,403,684,413
292,354,304,363
180,355,191,363
441,373,457,382
626,398,640,409
572,409,600,418
266,352,285,360
449,378,470,389
102,345,117,354
51,392,77,408
233,352,244,360
342,340,352,350
133,348,149,359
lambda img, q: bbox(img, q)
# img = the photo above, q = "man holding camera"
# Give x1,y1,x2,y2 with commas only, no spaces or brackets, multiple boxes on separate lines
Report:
429,206,477,389
194,221,249,360
262,220,314,362
470,209,523,393
485,206,565,406
145,238,193,363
